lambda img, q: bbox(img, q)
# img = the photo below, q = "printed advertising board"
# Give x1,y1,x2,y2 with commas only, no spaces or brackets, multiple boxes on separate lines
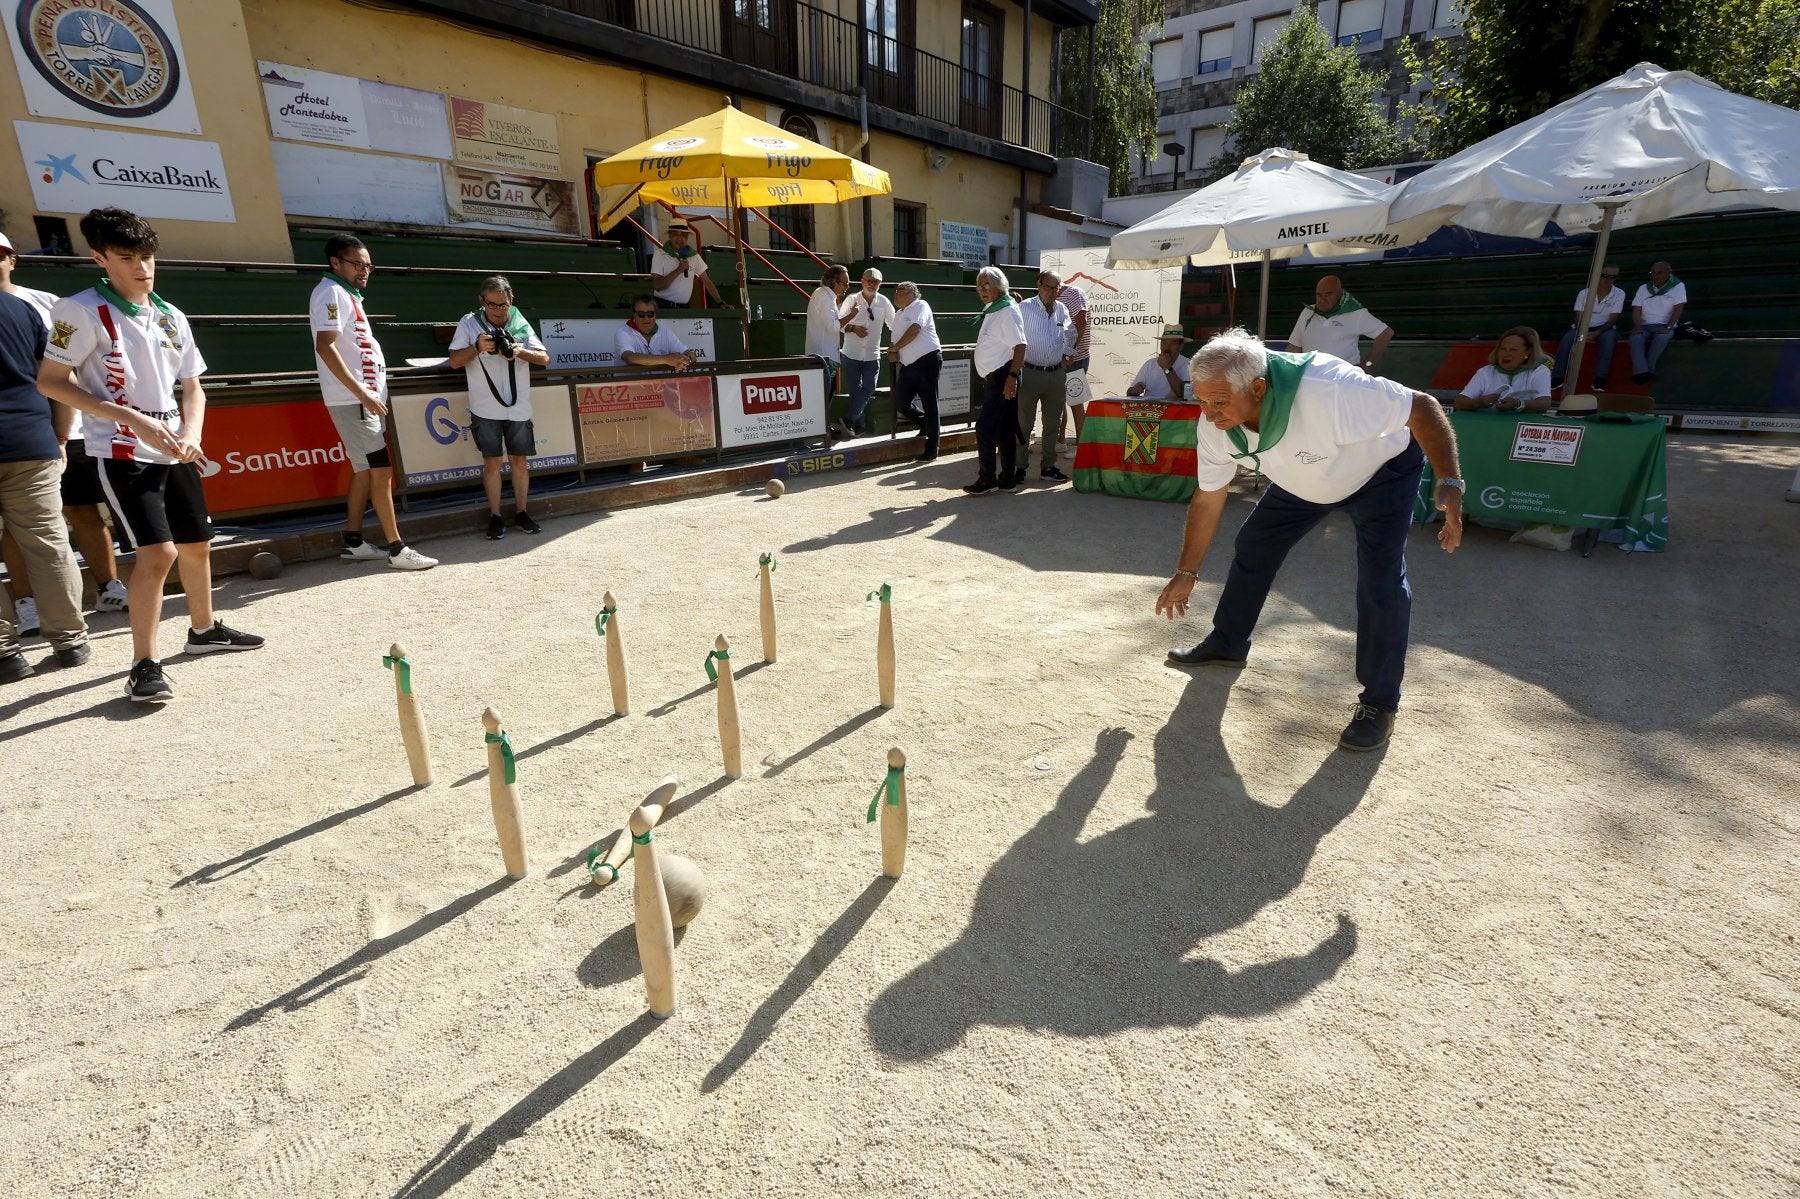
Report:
390,386,578,487
271,142,448,226
14,119,234,221
257,61,451,158
714,366,828,448
444,165,579,236
538,317,717,371
576,377,716,464
938,358,972,418
450,96,560,175
939,221,989,268
6,0,200,133
194,400,355,515
1509,422,1585,465
1038,247,1183,404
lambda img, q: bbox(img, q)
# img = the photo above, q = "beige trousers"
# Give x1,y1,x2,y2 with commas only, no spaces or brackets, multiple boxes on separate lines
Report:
0,457,87,655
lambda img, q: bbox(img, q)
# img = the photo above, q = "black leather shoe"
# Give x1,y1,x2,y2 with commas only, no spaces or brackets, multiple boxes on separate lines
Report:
0,652,32,684
1167,643,1247,668
1338,703,1395,751
55,643,92,668
917,450,938,462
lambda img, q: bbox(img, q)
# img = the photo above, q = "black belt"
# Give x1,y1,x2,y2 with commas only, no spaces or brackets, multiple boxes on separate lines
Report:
1024,362,1065,372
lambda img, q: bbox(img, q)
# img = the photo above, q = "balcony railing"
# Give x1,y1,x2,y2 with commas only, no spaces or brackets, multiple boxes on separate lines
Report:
540,0,1090,159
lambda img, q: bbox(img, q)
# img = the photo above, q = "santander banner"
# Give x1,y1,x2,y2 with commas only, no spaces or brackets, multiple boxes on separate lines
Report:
196,400,354,515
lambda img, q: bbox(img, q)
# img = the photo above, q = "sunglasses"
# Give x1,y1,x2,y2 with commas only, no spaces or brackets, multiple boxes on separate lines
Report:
632,310,657,318
1601,272,1619,279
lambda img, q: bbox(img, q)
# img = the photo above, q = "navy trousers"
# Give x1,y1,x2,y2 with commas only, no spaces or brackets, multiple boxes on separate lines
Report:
1201,440,1424,712
975,366,1018,484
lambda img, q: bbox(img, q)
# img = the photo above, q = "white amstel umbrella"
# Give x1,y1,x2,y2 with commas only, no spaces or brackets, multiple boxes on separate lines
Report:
1389,63,1800,402
1109,147,1448,336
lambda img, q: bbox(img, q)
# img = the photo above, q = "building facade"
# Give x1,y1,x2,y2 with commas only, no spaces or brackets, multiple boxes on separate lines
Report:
1,0,1094,263
1129,0,1462,191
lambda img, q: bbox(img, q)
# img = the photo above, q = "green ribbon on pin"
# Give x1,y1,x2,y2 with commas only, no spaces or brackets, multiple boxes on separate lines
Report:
866,763,904,823
484,730,517,784
867,582,892,604
760,552,777,575
595,603,615,637
704,647,731,681
382,654,413,695
631,829,653,845
585,842,633,882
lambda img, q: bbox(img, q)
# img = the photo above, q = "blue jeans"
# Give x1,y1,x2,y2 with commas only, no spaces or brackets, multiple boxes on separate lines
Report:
1553,325,1617,384
1202,441,1423,711
1629,324,1674,376
842,357,880,427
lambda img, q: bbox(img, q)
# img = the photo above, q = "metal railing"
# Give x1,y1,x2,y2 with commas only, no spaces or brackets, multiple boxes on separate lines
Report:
539,0,1090,158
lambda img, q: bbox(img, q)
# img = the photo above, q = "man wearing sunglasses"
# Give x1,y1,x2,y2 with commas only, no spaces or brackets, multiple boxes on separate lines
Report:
448,275,550,540
615,295,699,371
1551,263,1623,392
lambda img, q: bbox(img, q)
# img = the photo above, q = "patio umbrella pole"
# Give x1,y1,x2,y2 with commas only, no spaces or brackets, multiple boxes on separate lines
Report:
1561,200,1622,402
729,176,751,343
1257,250,1271,341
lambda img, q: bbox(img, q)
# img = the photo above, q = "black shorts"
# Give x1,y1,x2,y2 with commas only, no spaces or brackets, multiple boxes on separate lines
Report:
469,412,535,458
96,458,214,550
61,441,107,506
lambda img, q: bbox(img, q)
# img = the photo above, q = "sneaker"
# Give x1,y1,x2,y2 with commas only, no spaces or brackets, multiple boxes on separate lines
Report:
487,514,506,541
127,658,173,703
1338,703,1395,752
54,643,91,668
916,450,938,462
962,478,997,497
0,652,32,684
13,597,38,637
1041,466,1070,482
94,580,129,613
184,621,266,655
341,540,387,562
1592,382,1607,393
997,473,1018,493
515,511,542,535
388,546,438,571
1167,642,1247,668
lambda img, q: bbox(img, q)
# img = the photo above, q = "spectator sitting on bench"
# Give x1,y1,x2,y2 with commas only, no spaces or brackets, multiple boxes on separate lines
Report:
1455,327,1552,413
1551,263,1623,391
1629,261,1687,384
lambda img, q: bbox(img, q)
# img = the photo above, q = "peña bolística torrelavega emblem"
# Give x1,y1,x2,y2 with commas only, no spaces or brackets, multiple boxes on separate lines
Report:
16,0,181,118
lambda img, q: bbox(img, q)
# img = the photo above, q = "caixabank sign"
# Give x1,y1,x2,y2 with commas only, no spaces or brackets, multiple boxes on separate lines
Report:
715,366,826,448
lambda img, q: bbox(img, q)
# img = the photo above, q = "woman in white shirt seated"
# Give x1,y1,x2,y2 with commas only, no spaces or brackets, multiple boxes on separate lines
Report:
1455,327,1553,413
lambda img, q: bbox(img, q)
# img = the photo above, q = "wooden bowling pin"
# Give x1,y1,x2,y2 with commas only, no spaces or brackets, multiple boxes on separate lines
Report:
875,583,895,708
599,590,630,716
711,634,742,778
758,552,778,663
481,706,529,878
881,747,908,879
630,775,681,1018
585,773,680,889
386,643,432,786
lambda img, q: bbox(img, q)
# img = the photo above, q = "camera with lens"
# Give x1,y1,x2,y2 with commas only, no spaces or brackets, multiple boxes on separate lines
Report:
487,325,516,359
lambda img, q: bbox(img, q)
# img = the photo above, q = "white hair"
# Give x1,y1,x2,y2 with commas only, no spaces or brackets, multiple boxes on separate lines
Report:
895,280,919,300
1189,327,1268,394
976,265,1009,292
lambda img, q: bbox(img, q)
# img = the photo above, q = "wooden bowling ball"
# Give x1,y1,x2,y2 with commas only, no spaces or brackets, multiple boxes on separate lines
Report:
248,551,283,580
765,478,785,498
659,853,708,928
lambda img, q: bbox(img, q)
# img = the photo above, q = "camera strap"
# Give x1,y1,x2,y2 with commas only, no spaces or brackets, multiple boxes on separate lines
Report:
474,317,520,409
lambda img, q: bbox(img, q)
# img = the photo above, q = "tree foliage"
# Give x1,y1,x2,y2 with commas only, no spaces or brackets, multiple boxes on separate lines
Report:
1430,0,1800,153
1059,0,1162,196
1207,6,1420,180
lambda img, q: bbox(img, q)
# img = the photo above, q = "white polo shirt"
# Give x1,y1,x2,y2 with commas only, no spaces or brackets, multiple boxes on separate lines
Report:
1633,282,1688,326
45,287,205,466
1460,363,1552,403
806,286,844,360
1130,354,1191,400
974,301,1027,378
890,299,940,366
448,312,547,421
1287,305,1389,365
650,246,708,305
1193,353,1414,505
1571,286,1625,330
615,321,688,361
838,290,894,362
310,276,386,407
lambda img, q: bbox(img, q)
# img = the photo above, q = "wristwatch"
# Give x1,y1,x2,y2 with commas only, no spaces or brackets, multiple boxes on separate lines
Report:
1438,477,1466,491
1008,370,1021,379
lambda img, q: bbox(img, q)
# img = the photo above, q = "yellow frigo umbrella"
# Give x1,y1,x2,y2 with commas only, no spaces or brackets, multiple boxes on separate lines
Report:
589,105,892,311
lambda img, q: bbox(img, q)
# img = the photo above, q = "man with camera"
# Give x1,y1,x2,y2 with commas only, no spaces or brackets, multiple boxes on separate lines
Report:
448,275,551,539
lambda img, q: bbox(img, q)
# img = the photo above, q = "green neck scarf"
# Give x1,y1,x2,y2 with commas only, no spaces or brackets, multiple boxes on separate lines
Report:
981,294,1016,316
1645,274,1681,297
1226,351,1312,467
477,304,532,341
94,276,174,320
322,271,363,299
1306,291,1365,318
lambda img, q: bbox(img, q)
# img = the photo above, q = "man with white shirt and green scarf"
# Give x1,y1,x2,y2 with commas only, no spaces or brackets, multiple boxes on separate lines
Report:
1154,328,1464,752
1286,275,1393,374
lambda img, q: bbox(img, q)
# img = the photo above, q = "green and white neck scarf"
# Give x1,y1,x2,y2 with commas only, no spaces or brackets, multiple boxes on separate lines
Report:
1226,350,1313,468
322,271,363,299
981,293,1017,316
95,276,175,320
1645,274,1681,297
1305,291,1365,318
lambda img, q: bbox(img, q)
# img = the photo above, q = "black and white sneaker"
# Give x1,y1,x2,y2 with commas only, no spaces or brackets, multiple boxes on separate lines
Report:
184,621,266,655
487,514,507,540
127,658,173,703
515,511,542,535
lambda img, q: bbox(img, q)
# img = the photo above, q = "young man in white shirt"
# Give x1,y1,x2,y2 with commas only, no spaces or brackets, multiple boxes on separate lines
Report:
447,275,550,540
839,268,894,436
37,207,265,703
1628,261,1688,383
1551,264,1624,391
1154,328,1464,752
648,222,723,309
887,282,943,461
310,233,435,570
1286,275,1392,373
615,294,699,370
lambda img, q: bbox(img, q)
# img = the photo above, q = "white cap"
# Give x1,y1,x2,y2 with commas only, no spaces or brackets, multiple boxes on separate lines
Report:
0,231,14,253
